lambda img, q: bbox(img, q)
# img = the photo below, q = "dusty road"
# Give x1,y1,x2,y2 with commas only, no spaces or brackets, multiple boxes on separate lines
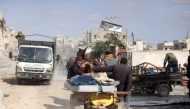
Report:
0,70,72,109
0,63,190,109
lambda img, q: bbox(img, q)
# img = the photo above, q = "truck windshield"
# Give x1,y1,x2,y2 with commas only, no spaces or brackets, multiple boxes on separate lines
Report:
17,47,52,63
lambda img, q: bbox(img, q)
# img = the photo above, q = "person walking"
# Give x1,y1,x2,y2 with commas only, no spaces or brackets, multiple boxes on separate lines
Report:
163,53,178,74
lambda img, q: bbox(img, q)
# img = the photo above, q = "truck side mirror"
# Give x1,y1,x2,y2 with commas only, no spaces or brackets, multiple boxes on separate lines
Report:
9,52,12,59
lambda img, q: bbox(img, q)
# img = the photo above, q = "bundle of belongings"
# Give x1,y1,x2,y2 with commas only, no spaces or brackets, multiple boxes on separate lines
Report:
65,73,120,93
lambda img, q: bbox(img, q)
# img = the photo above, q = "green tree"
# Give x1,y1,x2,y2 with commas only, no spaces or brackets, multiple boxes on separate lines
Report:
91,41,106,59
91,33,123,59
104,33,123,55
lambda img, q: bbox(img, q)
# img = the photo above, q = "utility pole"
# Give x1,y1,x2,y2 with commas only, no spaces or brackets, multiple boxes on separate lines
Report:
187,30,189,39
87,28,90,48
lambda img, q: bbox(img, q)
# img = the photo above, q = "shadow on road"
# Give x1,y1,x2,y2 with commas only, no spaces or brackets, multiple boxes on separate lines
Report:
2,77,49,86
1,77,17,85
44,96,70,109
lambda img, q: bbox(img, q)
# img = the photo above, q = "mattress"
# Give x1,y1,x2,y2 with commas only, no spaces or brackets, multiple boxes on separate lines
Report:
64,82,117,93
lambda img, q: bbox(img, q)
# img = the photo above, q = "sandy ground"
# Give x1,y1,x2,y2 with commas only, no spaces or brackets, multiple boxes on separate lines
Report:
0,71,73,109
0,64,190,109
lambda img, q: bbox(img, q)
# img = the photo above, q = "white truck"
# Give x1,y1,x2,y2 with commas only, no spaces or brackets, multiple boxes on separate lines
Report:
9,40,57,85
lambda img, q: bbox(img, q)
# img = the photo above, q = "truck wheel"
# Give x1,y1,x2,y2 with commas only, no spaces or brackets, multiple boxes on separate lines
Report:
146,91,155,95
158,84,170,97
16,78,22,85
47,78,53,85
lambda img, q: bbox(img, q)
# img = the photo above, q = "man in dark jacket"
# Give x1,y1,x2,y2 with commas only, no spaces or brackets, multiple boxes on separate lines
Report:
66,57,75,71
163,53,178,74
93,57,132,93
67,56,83,79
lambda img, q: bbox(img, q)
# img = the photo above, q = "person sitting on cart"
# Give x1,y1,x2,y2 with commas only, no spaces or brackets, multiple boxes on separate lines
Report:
67,56,83,79
163,53,178,74
77,47,92,62
92,57,132,92
93,58,101,69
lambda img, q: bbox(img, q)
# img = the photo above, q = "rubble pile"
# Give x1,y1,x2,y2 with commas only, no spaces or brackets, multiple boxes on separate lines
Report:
0,50,15,76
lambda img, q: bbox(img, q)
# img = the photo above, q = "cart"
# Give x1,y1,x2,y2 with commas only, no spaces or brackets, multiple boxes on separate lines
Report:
64,82,128,109
131,62,183,97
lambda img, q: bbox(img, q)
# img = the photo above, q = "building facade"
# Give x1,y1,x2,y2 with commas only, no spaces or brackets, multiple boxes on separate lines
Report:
173,38,190,50
0,11,19,54
89,30,127,45
157,41,174,50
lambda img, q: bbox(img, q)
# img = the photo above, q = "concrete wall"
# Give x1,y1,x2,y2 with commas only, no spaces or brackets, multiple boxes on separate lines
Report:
130,50,189,67
0,51,2,59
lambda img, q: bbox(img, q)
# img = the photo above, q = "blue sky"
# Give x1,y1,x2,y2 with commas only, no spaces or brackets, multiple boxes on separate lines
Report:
0,0,190,45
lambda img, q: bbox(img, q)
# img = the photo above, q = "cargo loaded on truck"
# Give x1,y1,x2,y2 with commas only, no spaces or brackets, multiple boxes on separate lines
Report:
9,40,57,85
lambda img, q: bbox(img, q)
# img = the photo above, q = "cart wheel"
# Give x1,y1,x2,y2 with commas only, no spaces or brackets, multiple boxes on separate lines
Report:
146,91,155,95
113,104,118,109
84,104,92,109
106,104,119,109
70,94,84,109
158,84,170,97
70,94,76,109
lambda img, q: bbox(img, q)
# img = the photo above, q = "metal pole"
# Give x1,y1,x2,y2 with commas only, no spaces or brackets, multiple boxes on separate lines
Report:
87,28,90,47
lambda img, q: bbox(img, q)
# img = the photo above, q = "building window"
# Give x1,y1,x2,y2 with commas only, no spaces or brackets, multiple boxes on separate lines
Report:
123,35,126,39
104,35,107,38
5,36,8,38
94,35,97,39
